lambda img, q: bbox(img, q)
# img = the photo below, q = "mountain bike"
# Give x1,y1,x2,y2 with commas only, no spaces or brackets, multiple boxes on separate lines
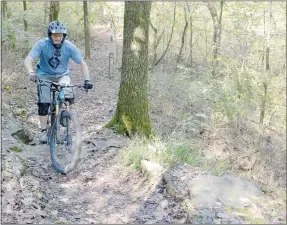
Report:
39,79,83,174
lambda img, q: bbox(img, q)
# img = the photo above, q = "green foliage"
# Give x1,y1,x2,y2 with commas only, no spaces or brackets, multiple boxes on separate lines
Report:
209,58,286,132
117,136,147,171
211,65,262,124
9,146,22,152
2,21,17,49
3,170,13,178
1,2,44,51
164,144,205,167
118,136,206,171
225,207,267,224
1,2,125,52
12,109,26,118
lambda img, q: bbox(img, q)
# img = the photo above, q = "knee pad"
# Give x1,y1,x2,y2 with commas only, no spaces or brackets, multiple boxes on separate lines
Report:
38,103,50,116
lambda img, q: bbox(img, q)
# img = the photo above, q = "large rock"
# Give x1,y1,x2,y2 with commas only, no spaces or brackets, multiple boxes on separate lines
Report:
5,114,22,134
141,160,163,180
11,129,34,145
140,160,164,187
3,153,27,179
3,115,36,145
162,165,200,200
188,174,263,209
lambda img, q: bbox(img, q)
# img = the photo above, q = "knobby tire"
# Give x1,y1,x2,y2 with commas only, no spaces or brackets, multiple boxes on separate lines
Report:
49,111,82,174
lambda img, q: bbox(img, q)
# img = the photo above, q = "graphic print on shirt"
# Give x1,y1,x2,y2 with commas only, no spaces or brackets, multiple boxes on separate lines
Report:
48,56,60,69
48,49,61,69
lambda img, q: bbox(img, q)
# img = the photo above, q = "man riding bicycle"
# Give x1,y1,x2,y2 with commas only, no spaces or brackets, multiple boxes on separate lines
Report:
24,21,93,144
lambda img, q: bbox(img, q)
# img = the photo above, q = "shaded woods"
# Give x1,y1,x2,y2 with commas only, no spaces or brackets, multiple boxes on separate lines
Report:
1,1,286,224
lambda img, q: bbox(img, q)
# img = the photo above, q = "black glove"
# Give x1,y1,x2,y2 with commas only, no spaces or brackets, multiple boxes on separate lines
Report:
83,80,93,90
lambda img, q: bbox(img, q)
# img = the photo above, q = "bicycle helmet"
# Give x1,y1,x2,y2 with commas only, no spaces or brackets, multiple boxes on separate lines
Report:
47,21,67,49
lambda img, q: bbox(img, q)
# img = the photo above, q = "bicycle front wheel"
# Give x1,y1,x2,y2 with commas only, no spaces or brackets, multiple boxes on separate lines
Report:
49,111,82,174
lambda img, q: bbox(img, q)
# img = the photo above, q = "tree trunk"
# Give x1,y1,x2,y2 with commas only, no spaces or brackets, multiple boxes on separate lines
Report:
1,1,7,20
109,14,117,40
177,5,188,64
106,1,152,137
286,1,287,75
259,3,272,129
2,2,15,49
187,2,193,68
1,1,11,19
150,20,164,72
150,21,158,73
1,1,7,47
83,1,91,59
190,16,193,66
261,10,266,70
23,1,28,32
44,2,49,29
49,1,59,22
216,1,224,68
207,1,224,77
109,14,118,62
153,3,176,68
258,2,272,153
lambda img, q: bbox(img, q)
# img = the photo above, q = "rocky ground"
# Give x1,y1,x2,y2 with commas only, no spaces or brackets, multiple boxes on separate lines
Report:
1,26,286,224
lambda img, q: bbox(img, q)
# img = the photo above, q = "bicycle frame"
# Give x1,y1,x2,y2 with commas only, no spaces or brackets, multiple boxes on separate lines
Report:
41,81,70,145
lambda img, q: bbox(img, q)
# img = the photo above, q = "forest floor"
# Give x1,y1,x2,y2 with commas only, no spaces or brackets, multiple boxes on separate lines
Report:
1,25,286,224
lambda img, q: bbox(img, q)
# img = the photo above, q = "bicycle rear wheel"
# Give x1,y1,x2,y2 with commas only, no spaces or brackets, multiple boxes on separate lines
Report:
49,111,82,174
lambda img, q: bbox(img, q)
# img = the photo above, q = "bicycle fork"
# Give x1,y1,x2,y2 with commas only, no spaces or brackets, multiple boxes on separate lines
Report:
56,110,72,150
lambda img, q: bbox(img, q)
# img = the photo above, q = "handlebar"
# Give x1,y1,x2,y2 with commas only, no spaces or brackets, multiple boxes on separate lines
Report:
37,79,87,91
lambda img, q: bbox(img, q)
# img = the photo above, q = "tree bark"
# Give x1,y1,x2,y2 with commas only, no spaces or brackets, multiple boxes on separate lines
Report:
152,2,176,68
49,1,59,22
106,1,152,137
217,1,224,68
207,1,224,77
1,1,9,19
177,4,188,64
150,20,164,72
258,2,272,153
23,1,28,32
44,2,49,26
259,2,272,129
2,2,15,48
186,2,193,68
1,1,7,47
286,1,287,76
83,1,91,59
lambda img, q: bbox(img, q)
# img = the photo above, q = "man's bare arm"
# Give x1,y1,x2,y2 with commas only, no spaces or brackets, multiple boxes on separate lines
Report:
80,60,90,80
24,55,35,74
